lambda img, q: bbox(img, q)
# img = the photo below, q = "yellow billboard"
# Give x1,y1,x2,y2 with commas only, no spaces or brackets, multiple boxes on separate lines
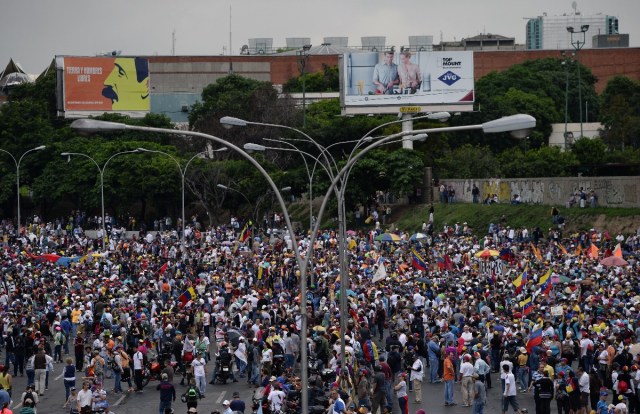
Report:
63,56,150,116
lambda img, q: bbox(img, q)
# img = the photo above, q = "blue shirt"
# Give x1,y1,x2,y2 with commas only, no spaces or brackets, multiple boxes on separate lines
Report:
333,398,346,414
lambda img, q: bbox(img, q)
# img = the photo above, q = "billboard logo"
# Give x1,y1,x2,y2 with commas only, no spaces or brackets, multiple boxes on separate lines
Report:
438,71,461,86
438,57,463,68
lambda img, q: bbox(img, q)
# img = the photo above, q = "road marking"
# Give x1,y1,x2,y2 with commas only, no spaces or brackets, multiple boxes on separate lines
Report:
216,390,227,404
55,372,64,380
114,394,127,406
12,403,22,410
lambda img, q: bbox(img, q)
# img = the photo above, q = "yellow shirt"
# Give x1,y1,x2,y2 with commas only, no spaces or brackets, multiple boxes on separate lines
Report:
71,309,82,324
0,373,11,390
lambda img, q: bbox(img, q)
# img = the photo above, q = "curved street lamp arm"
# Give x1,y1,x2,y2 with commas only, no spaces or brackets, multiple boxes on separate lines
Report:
0,149,18,168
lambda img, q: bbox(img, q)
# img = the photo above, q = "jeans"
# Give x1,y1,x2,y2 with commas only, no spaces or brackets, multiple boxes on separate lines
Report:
236,357,247,376
26,369,35,386
13,354,24,376
444,379,454,404
54,344,63,362
517,366,529,390
159,400,172,414
429,358,439,382
384,380,393,409
64,379,76,401
249,362,259,384
472,400,485,414
196,375,206,396
4,352,14,370
398,395,408,414
284,354,294,370
114,370,122,393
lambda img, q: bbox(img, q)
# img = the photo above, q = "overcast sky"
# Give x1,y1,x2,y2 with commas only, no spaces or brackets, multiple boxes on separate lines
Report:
2,0,639,74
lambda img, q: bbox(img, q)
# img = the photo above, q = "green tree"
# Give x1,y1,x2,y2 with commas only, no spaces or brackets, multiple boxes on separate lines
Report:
435,144,500,179
496,146,578,177
282,64,339,93
599,76,640,150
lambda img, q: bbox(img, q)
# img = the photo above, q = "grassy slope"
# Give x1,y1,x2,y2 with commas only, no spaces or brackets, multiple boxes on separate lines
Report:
391,203,640,235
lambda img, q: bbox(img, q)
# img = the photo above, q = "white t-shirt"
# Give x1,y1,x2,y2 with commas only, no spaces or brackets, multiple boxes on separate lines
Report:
133,351,144,370
268,389,285,411
504,372,517,396
192,358,206,377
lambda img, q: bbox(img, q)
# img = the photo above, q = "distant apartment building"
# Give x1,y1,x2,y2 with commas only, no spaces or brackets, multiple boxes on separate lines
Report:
526,12,620,50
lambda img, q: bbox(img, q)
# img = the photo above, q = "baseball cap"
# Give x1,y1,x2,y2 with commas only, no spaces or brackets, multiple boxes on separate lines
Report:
223,400,230,405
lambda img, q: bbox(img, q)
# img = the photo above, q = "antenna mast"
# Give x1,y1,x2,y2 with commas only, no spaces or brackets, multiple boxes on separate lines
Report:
172,30,176,55
229,4,233,73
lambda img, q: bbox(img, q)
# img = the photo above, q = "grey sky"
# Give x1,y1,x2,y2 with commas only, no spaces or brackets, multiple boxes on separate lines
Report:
2,0,639,74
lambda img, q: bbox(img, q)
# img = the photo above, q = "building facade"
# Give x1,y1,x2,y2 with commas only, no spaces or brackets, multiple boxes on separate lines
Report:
526,13,620,50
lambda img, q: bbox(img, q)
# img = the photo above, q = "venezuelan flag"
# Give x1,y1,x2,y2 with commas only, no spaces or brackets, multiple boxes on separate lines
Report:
411,249,427,271
526,327,543,353
239,221,252,243
519,296,534,316
513,267,528,294
538,268,553,295
178,287,197,306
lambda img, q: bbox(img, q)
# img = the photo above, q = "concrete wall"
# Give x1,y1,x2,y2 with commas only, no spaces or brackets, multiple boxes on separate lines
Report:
435,176,640,207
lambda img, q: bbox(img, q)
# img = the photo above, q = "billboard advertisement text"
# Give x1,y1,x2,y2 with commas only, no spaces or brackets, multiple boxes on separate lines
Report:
341,50,474,113
63,57,150,114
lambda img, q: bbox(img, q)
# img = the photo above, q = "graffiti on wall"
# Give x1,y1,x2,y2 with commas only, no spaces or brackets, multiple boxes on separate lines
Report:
440,177,639,207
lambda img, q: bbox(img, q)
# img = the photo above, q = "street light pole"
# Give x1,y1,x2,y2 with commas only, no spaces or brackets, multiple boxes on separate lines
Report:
61,150,139,251
71,114,534,413
567,25,589,140
297,44,312,128
221,113,528,373
0,145,46,234
137,148,228,241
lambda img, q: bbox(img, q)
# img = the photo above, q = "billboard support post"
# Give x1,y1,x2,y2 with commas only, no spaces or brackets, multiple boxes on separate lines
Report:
401,114,414,150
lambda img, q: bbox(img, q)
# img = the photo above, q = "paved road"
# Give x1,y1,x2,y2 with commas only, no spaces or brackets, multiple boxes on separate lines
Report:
10,357,538,414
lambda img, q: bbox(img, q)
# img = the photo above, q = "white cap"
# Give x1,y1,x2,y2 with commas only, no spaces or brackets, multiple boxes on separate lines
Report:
223,400,230,405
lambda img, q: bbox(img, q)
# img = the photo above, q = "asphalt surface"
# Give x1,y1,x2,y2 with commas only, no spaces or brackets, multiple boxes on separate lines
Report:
7,349,539,414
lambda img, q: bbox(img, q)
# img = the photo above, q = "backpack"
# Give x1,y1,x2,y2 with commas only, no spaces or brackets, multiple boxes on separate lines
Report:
618,380,629,394
187,387,198,402
23,390,35,405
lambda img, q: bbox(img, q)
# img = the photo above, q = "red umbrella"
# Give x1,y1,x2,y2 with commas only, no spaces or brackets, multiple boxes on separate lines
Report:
600,256,629,267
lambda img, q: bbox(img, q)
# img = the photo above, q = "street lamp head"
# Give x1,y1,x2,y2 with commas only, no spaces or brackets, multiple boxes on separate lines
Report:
244,143,266,152
220,116,248,129
566,26,575,33
408,133,428,142
71,119,127,135
510,129,533,139
481,114,536,135
216,184,229,190
280,186,292,192
581,25,590,32
60,152,71,156
34,145,46,151
426,112,451,122
216,147,229,152
136,147,152,153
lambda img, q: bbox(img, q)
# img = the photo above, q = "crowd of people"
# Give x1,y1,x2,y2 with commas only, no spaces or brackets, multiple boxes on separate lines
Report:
0,212,637,414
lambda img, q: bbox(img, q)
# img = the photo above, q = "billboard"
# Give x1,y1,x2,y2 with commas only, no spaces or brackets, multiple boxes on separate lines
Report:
341,50,474,115
60,56,150,118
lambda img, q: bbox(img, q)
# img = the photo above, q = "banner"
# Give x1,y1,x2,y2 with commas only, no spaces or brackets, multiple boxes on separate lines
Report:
479,260,504,277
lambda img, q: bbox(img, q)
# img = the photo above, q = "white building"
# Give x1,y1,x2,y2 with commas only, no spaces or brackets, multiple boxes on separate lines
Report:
526,12,619,50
